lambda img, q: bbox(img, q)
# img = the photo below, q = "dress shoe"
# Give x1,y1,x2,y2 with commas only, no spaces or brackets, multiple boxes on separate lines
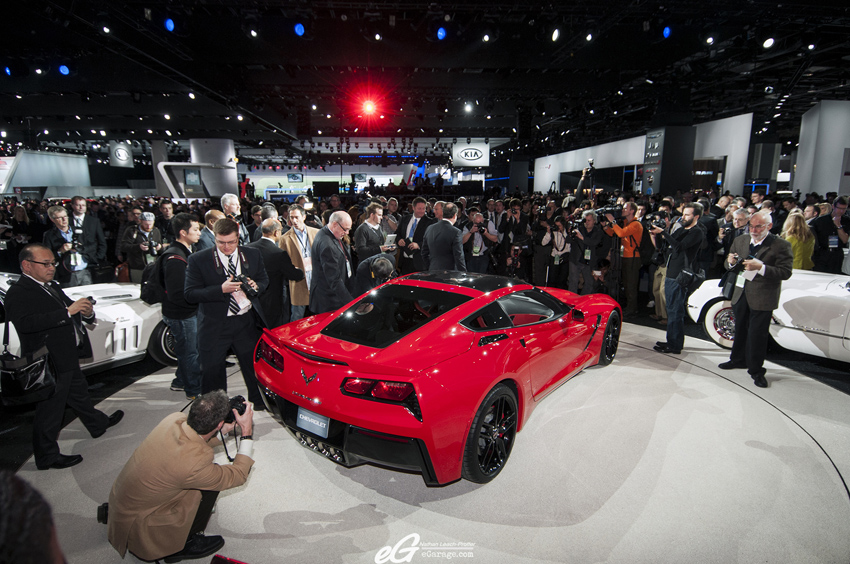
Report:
653,344,681,354
163,533,225,563
252,402,266,412
37,453,83,470
718,361,747,370
91,410,124,438
753,373,768,388
655,341,668,348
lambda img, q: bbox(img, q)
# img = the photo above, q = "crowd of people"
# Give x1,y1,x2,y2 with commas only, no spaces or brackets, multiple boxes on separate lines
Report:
1,182,847,561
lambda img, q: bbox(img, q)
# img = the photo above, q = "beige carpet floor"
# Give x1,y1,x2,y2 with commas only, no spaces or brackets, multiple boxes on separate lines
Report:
17,323,850,564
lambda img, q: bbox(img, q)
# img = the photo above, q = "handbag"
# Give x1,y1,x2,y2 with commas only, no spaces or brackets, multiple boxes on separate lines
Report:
0,320,57,406
675,245,705,297
115,261,131,283
718,270,736,300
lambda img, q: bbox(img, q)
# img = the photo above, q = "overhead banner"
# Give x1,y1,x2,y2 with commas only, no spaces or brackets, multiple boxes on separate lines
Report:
109,141,134,168
452,142,490,167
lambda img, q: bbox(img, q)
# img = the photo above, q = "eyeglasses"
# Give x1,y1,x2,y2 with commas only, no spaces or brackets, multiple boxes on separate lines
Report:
25,259,59,267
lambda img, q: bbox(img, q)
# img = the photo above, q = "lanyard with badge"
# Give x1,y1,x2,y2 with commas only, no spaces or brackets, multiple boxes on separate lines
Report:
296,230,312,274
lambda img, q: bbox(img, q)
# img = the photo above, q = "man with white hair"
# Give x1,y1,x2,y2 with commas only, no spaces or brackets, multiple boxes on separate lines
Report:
120,211,162,283
718,210,793,388
220,193,249,244
309,210,355,314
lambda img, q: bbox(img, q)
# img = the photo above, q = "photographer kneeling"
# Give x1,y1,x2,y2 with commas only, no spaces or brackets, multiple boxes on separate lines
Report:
106,391,254,562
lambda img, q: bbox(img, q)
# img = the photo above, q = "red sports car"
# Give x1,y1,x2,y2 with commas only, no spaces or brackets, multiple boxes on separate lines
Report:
254,271,620,485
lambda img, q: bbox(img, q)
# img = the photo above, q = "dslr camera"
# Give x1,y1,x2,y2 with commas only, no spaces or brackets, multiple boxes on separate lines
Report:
233,274,259,298
643,211,669,230
223,395,247,424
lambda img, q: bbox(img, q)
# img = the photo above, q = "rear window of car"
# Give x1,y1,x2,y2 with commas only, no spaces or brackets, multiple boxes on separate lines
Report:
321,284,472,348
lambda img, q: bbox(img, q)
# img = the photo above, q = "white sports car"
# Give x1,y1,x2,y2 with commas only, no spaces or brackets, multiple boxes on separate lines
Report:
0,273,177,372
687,270,850,363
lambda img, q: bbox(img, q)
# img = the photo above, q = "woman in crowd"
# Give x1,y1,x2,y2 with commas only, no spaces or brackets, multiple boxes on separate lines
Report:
781,210,814,270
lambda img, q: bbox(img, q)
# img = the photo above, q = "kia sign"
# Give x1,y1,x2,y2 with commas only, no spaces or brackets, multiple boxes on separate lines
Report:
452,142,490,167
109,141,134,169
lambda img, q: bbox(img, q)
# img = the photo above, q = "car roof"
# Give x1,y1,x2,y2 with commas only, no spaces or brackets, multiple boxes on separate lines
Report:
399,271,531,294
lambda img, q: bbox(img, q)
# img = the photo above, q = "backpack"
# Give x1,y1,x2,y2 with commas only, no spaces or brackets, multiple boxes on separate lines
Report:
139,249,187,305
632,223,656,267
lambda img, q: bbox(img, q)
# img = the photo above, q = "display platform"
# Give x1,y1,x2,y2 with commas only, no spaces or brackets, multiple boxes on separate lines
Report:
17,324,850,564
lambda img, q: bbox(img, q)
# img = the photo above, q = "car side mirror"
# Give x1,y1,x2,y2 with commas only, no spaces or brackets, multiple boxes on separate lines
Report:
571,309,585,322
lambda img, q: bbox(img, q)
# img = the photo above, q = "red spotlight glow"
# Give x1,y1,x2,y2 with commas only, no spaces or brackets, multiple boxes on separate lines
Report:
363,100,376,114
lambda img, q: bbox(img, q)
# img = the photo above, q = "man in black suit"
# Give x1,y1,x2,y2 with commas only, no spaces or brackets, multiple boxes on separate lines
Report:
246,219,304,327
422,202,466,271
395,197,434,274
6,243,123,470
184,218,269,409
309,210,354,315
354,254,396,296
43,199,106,287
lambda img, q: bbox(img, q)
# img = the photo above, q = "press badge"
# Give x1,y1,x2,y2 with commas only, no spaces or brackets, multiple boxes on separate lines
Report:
584,248,591,261
829,235,839,248
346,260,352,278
554,255,562,265
736,272,746,288
302,256,312,272
473,244,481,255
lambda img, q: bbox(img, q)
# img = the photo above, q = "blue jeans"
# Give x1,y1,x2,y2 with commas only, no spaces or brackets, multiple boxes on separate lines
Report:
290,305,307,322
162,314,202,396
664,277,686,352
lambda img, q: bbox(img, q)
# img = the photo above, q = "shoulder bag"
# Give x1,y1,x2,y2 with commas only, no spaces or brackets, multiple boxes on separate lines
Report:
0,320,57,406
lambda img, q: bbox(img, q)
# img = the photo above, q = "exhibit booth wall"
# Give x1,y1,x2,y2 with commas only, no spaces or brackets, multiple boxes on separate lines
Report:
535,113,755,195
796,100,850,197
693,113,753,196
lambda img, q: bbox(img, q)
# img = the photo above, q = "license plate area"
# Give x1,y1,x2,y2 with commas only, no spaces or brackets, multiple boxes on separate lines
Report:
296,406,330,439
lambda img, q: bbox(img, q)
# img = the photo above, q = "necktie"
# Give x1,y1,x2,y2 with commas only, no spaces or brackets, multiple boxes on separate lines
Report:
227,255,241,315
410,218,418,239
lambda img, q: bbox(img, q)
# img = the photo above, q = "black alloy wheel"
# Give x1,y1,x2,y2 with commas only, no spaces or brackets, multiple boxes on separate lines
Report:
461,384,518,483
148,322,178,366
598,310,620,366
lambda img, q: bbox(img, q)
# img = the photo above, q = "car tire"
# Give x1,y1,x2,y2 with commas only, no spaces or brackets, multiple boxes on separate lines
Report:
598,310,620,366
461,384,518,484
701,298,735,349
148,321,178,366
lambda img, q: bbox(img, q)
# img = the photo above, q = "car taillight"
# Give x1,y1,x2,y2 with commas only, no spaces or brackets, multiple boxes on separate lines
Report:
342,378,375,395
256,340,284,371
371,381,414,401
340,377,421,421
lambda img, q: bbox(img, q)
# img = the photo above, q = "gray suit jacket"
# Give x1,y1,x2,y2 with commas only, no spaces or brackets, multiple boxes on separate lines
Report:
422,219,466,271
726,233,793,311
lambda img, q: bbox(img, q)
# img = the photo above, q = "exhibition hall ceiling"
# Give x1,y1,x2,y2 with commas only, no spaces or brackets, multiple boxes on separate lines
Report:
1,0,849,165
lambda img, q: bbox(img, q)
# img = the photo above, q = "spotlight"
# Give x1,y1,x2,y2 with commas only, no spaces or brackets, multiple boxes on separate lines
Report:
585,32,593,42
464,102,473,113
293,18,314,39
551,27,560,42
662,26,671,39
762,37,775,49
164,18,175,32
705,36,715,45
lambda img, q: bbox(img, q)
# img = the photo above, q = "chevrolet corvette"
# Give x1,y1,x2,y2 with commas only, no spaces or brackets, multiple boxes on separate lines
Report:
254,271,620,485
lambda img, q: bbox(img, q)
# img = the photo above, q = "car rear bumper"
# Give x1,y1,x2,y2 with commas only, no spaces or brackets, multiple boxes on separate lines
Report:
260,385,441,485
